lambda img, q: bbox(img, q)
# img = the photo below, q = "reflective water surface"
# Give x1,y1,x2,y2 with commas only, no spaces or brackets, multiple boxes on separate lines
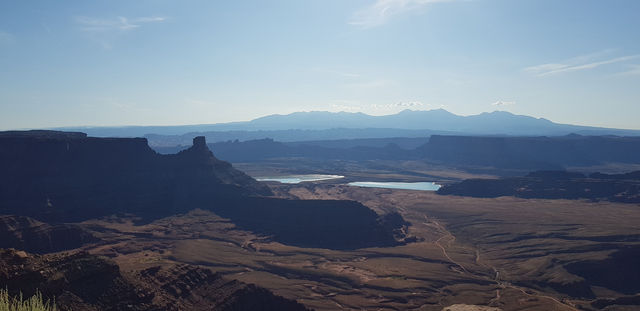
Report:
256,174,345,184
347,181,441,191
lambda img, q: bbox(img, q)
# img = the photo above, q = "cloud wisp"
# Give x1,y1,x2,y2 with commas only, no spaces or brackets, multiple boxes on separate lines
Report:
76,16,165,32
350,0,454,29
385,101,426,109
524,52,640,77
75,16,166,48
330,100,428,114
492,100,515,106
615,64,640,77
330,100,363,113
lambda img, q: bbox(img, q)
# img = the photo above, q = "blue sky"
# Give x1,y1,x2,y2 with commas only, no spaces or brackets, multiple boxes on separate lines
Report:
1,0,639,130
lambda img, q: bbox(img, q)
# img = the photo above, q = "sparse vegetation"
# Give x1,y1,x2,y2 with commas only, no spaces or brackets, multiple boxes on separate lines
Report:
0,289,57,311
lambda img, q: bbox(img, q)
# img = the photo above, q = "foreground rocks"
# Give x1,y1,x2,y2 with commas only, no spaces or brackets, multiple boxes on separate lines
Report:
0,249,310,311
0,215,98,253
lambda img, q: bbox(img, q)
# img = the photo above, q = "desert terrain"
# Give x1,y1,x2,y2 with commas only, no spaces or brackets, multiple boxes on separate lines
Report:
72,160,640,311
1,133,638,310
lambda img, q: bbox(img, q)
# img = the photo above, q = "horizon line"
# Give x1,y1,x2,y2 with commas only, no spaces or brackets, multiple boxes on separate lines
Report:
2,108,639,132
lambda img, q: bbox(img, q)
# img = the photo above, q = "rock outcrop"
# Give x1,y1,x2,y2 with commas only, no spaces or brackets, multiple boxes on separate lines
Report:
0,215,97,253
0,131,407,250
137,264,310,311
438,170,640,203
0,132,270,223
0,249,309,311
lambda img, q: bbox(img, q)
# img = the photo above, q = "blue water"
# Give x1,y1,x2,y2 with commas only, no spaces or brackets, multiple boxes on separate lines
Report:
256,174,345,184
348,181,441,191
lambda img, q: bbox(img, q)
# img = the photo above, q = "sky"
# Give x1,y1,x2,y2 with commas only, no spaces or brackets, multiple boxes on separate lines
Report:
1,0,639,130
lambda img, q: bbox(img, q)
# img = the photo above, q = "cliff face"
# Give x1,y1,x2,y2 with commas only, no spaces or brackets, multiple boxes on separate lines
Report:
0,132,271,222
0,131,406,250
438,170,640,202
0,249,309,311
203,138,412,162
0,215,98,253
156,134,640,171
420,135,640,171
137,264,310,311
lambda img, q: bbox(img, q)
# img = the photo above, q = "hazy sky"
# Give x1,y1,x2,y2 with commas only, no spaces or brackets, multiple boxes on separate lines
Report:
1,0,639,130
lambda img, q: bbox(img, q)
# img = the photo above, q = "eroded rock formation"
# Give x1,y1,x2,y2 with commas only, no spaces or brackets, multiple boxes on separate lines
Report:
0,249,309,311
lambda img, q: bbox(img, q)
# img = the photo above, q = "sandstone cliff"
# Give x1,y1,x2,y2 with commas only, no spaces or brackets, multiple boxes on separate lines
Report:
0,131,406,250
0,249,309,311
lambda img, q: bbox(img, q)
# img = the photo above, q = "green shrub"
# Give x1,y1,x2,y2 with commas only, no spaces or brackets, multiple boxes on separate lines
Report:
0,289,57,311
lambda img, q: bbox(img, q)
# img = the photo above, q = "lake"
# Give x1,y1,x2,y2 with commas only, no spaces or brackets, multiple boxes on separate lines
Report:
256,174,345,184
348,181,441,191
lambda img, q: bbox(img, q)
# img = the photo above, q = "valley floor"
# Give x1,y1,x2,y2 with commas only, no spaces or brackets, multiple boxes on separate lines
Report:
76,162,640,310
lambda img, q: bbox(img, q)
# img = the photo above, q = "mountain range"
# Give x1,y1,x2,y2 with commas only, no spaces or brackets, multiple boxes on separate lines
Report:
56,109,640,141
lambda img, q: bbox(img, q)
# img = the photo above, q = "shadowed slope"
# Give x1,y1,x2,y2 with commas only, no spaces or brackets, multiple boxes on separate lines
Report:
0,131,406,250
0,215,97,253
0,249,310,311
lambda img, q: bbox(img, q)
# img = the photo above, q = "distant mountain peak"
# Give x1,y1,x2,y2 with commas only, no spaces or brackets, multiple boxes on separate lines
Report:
487,110,514,115
397,108,450,114
188,109,638,136
477,110,521,117
53,109,640,138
